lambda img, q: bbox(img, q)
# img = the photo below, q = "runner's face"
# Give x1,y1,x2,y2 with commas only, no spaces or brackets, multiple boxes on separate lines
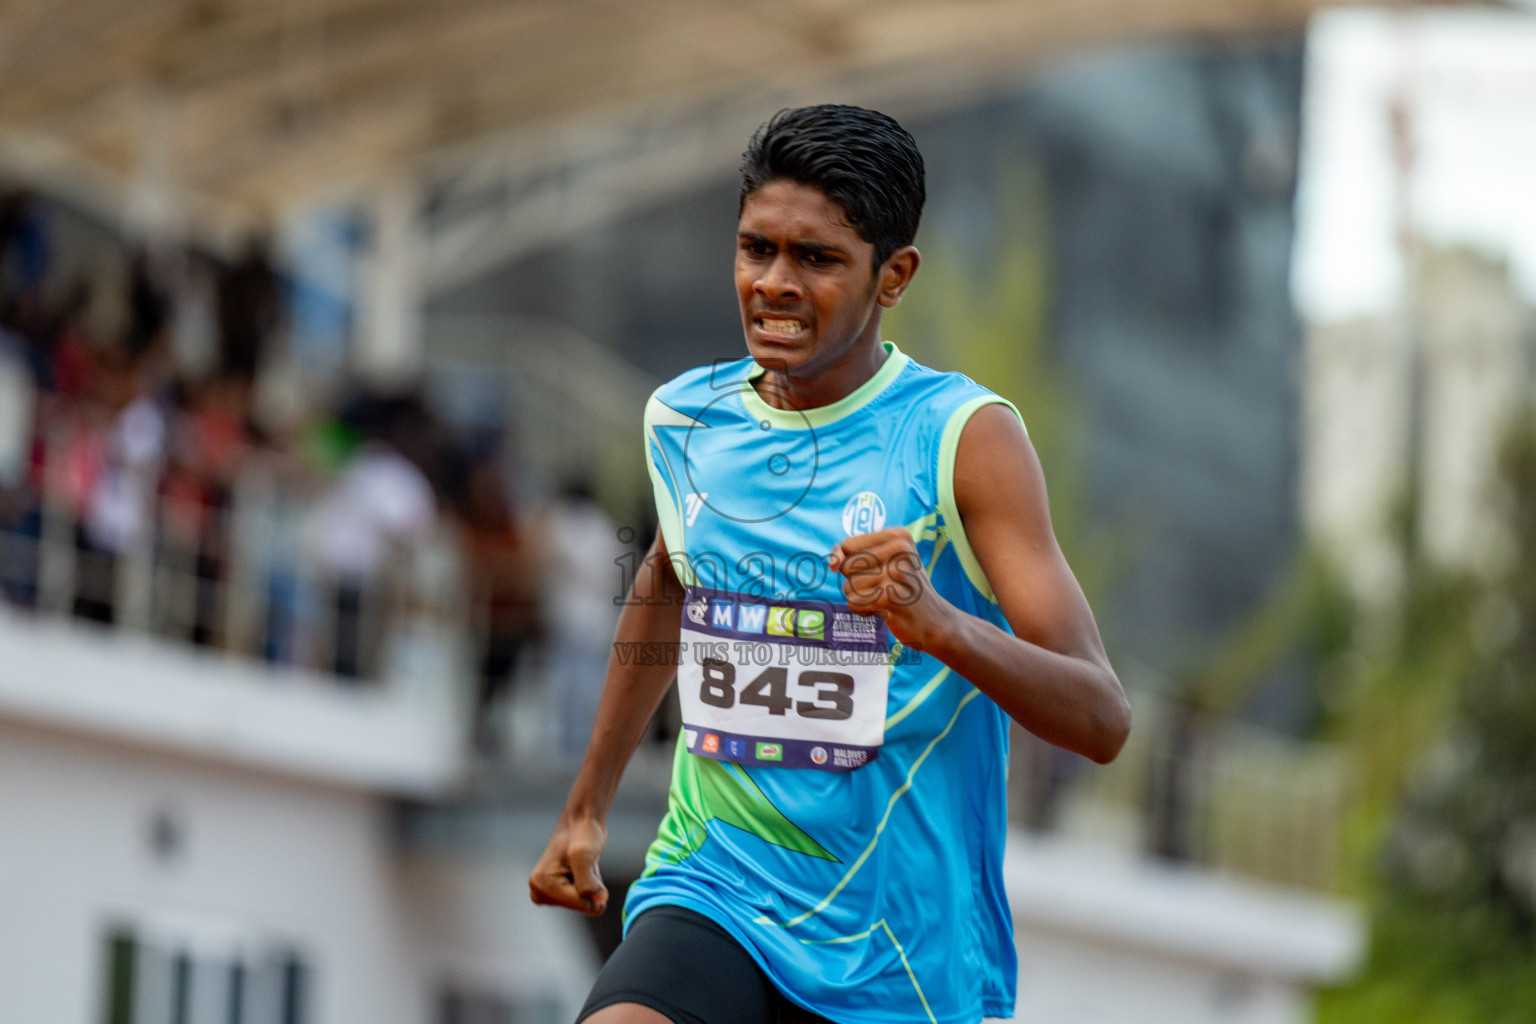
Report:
736,180,883,377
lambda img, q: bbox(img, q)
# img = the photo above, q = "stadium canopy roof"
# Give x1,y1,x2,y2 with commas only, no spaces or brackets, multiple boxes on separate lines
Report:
0,0,1421,240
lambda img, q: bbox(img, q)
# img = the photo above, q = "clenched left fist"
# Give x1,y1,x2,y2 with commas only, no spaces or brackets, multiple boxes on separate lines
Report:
828,527,955,652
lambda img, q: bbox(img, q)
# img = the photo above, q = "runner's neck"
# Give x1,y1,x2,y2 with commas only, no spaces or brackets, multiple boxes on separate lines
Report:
752,340,890,412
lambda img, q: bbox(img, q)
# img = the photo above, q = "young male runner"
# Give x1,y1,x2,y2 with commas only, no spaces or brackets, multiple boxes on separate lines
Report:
530,104,1131,1024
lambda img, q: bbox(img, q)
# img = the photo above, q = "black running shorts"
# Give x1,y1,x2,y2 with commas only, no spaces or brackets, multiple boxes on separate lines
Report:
577,904,838,1024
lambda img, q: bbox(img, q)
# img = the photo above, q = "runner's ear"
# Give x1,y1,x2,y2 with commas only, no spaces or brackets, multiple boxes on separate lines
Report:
876,245,920,308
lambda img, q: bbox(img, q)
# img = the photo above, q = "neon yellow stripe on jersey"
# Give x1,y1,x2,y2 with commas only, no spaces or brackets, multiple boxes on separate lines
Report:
936,395,1026,601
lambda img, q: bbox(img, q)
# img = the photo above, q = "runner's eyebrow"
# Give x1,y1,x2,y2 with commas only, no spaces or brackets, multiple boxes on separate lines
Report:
738,231,850,260
792,241,848,260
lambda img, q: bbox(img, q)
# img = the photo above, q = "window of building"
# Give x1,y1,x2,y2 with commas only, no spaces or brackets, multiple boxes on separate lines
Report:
437,986,561,1024
101,925,309,1024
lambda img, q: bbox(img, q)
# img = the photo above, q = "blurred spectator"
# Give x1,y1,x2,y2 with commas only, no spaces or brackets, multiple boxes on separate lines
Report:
306,394,437,679
159,375,251,644
170,253,219,381
47,287,97,398
216,237,281,381
0,320,36,604
0,188,48,302
85,362,164,554
124,248,169,363
69,346,163,624
459,453,542,755
0,319,33,489
235,382,324,667
0,181,607,772
543,477,622,757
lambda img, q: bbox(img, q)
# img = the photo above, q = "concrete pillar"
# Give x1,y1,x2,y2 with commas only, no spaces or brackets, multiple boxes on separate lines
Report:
355,182,423,383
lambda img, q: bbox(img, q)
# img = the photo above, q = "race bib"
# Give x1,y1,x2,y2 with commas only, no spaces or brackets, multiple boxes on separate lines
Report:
676,587,892,771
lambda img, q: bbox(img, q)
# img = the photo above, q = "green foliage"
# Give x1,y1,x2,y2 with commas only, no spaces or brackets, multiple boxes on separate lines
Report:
1182,550,1357,719
1170,405,1536,1021
1321,891,1536,1024
1319,410,1536,1023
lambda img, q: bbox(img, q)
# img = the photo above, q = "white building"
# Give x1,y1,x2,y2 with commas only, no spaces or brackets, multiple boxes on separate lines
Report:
1007,836,1359,1024
1293,8,1536,595
1300,249,1532,597
0,604,599,1024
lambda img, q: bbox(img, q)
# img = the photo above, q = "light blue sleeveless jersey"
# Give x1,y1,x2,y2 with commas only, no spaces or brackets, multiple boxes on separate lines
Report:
625,343,1020,1024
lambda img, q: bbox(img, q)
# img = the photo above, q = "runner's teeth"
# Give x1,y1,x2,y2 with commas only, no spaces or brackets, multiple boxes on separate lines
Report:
761,319,804,333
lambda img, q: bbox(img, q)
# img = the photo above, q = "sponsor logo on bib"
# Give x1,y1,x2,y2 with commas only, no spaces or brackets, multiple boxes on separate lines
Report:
842,492,887,535
685,728,698,750
833,747,870,769
767,606,796,636
686,595,709,626
756,742,783,761
796,609,825,640
832,612,880,645
736,604,767,633
703,734,720,753
810,746,828,765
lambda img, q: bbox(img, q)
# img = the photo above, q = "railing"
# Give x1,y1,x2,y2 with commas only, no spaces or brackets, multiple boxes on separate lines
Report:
1012,691,1348,892
0,315,665,771
0,429,466,692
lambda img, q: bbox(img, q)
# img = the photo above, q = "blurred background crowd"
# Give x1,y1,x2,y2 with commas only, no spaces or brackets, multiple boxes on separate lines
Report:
1,3,1535,1024
0,193,627,755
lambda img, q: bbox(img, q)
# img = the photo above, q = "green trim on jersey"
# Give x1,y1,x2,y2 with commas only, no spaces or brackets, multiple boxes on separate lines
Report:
643,391,693,570
936,395,1027,601
644,735,839,876
739,342,911,431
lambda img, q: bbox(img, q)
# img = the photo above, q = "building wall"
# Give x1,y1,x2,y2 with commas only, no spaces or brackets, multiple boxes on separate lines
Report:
393,853,600,1023
0,721,412,1024
1005,836,1360,1024
1300,313,1413,600
1014,926,1308,1024
1417,249,1532,569
0,717,603,1024
1300,248,1534,598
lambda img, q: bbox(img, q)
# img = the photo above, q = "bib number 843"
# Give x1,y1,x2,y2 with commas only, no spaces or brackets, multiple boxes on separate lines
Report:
698,658,854,721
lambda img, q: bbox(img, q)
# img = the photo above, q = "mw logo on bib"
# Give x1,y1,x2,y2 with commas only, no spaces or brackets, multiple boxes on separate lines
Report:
675,586,892,771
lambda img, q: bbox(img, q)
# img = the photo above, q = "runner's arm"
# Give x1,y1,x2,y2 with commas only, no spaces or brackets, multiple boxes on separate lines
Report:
529,528,685,915
941,404,1128,762
830,405,1129,763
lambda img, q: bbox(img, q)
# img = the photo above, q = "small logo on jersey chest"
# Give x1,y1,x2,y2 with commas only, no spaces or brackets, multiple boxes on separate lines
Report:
842,492,887,535
684,492,708,526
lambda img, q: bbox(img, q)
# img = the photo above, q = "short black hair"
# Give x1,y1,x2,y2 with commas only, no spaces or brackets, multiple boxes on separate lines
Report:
739,104,925,268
